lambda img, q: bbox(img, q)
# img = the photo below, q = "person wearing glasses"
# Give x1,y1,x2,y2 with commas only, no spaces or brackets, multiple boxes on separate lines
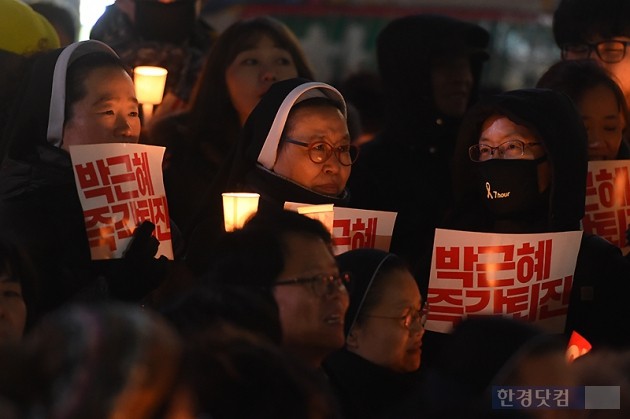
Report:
145,16,315,240
185,78,355,272
244,209,350,369
553,0,630,109
323,249,427,419
198,208,350,371
222,77,356,207
442,88,630,350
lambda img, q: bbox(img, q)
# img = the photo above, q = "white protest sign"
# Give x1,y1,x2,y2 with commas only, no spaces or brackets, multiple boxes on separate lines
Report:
284,203,397,255
331,207,397,255
426,229,582,334
584,160,630,255
70,143,173,260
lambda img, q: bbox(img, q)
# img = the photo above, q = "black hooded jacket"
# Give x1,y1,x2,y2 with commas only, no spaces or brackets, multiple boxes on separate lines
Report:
347,14,489,267
445,88,630,348
449,88,587,232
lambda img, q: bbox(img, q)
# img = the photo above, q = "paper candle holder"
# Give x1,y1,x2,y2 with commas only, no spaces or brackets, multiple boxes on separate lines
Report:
133,66,168,123
222,192,260,232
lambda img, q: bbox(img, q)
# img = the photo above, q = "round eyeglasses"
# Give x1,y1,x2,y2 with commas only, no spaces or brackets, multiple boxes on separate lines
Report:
469,140,542,162
363,302,429,331
561,40,630,64
283,138,359,166
274,272,351,297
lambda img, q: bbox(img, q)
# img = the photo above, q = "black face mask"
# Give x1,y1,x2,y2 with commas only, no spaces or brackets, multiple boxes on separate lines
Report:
477,157,548,218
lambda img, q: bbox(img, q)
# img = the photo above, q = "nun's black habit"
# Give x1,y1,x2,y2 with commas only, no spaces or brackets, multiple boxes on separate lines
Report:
0,41,168,321
323,249,425,419
186,78,352,274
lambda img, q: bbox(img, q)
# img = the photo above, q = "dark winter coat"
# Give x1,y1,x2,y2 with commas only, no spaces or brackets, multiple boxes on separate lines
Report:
446,88,630,349
323,349,424,419
0,41,169,321
323,248,426,419
347,14,490,267
185,78,351,274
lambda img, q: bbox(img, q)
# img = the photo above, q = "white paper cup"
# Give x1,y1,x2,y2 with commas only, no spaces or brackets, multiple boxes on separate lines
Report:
222,192,260,232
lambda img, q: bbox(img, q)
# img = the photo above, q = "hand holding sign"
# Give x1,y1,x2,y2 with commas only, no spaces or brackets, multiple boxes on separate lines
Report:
123,220,160,260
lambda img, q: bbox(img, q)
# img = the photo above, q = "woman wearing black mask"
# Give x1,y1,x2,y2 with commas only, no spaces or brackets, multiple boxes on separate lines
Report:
447,88,582,234
468,113,550,231
440,88,630,350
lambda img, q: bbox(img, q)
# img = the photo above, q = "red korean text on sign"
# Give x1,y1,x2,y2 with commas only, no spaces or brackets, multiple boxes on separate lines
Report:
583,166,630,248
428,240,570,328
333,217,378,249
75,152,170,252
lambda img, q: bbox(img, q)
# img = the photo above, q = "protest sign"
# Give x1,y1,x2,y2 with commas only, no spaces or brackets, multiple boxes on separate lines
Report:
70,143,173,260
426,229,582,333
332,207,397,255
583,160,630,255
284,203,397,255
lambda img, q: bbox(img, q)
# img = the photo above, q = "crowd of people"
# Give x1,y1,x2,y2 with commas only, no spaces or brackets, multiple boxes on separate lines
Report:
0,0,629,417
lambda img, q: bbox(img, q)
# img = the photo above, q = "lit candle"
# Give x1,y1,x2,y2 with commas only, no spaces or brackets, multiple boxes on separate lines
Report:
133,66,168,123
222,192,260,232
296,203,334,234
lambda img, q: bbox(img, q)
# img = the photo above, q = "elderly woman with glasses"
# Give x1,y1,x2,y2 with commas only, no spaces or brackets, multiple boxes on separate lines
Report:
438,88,630,352
186,78,357,273
221,77,356,207
323,248,427,419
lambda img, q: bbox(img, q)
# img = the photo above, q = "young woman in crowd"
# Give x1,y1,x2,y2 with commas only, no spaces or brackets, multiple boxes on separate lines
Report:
145,16,315,238
347,14,490,268
536,59,630,160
